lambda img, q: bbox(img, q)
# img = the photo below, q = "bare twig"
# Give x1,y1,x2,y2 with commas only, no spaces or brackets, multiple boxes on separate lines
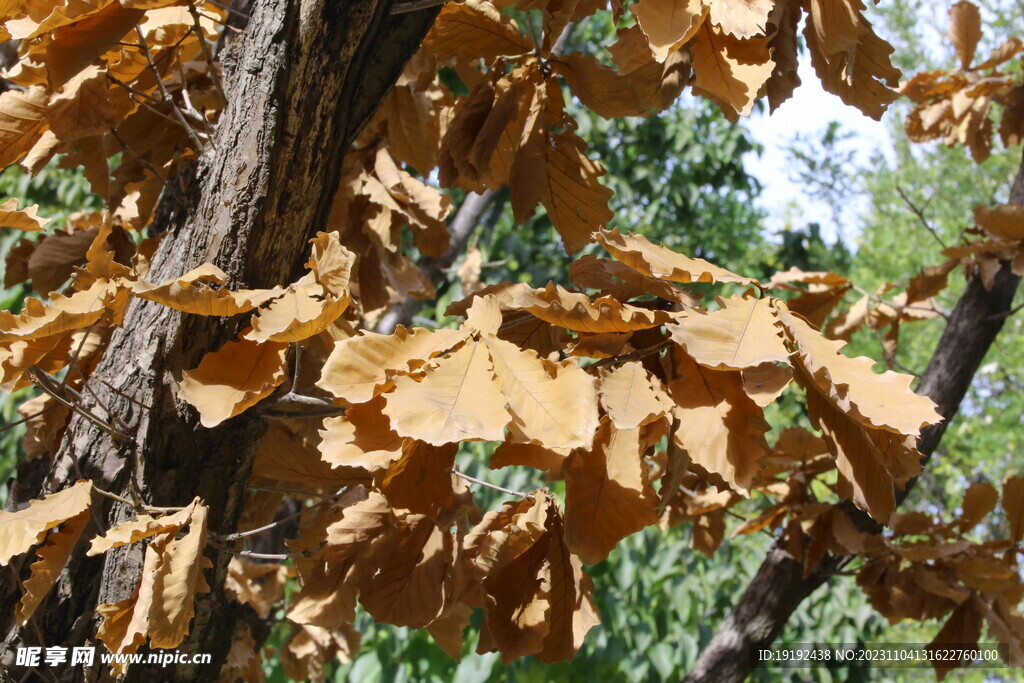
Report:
28,367,129,442
207,540,303,561
0,404,55,435
896,186,949,250
214,498,328,541
258,392,346,418
290,341,301,394
134,25,208,153
91,485,186,514
988,301,1024,321
186,0,227,106
248,485,333,500
452,469,533,499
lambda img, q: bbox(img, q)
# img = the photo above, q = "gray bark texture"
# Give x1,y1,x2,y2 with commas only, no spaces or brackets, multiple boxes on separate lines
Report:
0,1,438,680
683,149,1024,683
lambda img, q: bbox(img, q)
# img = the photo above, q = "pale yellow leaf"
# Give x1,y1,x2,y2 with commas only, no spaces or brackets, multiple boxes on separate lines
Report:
317,326,469,403
15,510,89,624
597,360,672,430
0,480,92,566
132,264,282,317
318,396,403,471
484,334,598,449
147,503,210,648
383,340,510,445
88,501,198,556
667,295,790,370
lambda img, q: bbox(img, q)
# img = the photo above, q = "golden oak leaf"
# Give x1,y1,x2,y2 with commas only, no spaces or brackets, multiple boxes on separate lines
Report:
564,420,659,563
253,422,368,490
146,502,210,648
426,0,534,62
319,396,404,471
0,278,114,343
427,602,473,661
0,85,50,169
707,0,773,39
570,254,695,305
668,350,770,496
484,334,599,449
318,326,469,403
597,360,672,430
959,481,998,532
177,336,288,428
776,303,942,437
490,439,570,471
490,282,675,333
245,233,355,343
689,21,774,118
975,204,1024,242
47,65,121,141
383,340,510,445
220,627,265,683
764,0,802,110
379,440,459,515
225,558,287,619
375,79,448,175
552,52,663,118
88,501,198,556
742,362,793,408
15,508,89,624
785,284,851,328
0,480,92,566
804,4,901,120
667,295,791,370
1003,476,1024,543
927,596,983,680
535,509,600,663
0,197,50,231
44,3,145,88
595,228,760,286
97,533,171,662
462,293,503,337
132,264,282,316
803,378,903,524
631,0,704,62
949,1,982,69
359,516,453,628
510,121,613,254
281,624,360,683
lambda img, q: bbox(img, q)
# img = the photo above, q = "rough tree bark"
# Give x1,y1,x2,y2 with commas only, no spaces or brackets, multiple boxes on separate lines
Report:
0,2,438,680
683,149,1024,683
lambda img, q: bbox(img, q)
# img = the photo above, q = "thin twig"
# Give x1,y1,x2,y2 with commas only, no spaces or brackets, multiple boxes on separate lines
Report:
988,301,1024,321
91,485,186,514
248,485,332,500
0,404,55,435
135,25,207,153
291,342,302,394
452,470,533,499
214,499,327,542
258,392,346,418
896,186,949,250
207,540,301,561
108,127,174,197
591,340,673,369
186,0,227,106
93,375,154,410
28,367,130,442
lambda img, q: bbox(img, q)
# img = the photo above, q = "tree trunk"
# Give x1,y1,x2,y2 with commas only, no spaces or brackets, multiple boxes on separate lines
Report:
683,149,1024,683
0,1,438,680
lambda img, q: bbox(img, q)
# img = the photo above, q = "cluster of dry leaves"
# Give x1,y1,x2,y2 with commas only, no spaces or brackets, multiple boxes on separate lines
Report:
0,0,1022,679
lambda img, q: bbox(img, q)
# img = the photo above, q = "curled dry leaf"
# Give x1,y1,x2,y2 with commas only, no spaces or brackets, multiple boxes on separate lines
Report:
177,335,289,428
0,197,50,231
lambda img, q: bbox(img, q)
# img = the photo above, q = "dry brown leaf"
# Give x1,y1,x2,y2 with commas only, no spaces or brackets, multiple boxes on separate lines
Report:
319,396,404,471
564,420,659,563
426,0,534,62
595,228,759,286
44,4,146,88
132,264,282,317
177,336,289,428
146,502,210,648
597,360,672,430
383,340,510,445
87,501,198,556
631,0,704,62
359,516,453,628
15,509,89,624
1003,476,1024,543
379,440,459,515
0,86,50,169
484,334,599,449
668,351,769,495
949,1,982,69
0,480,92,566
318,326,469,403
0,279,115,343
0,197,50,231
959,481,997,532
690,21,774,117
667,295,790,370
708,0,773,40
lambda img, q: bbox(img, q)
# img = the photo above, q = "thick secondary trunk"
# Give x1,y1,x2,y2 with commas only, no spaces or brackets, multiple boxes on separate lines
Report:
683,150,1024,683
0,1,437,680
